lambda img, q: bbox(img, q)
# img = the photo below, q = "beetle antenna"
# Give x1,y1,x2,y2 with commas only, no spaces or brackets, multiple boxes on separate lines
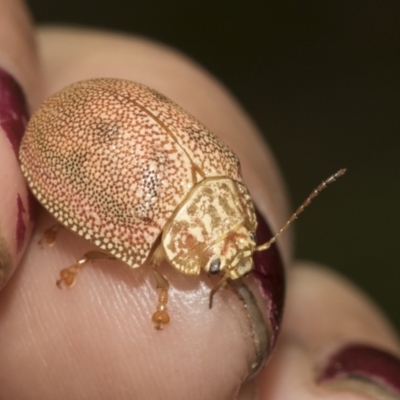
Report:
255,169,346,253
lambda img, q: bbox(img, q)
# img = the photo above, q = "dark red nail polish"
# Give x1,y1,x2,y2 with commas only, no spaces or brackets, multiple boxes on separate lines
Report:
252,209,285,349
0,67,29,156
16,194,27,253
319,344,400,396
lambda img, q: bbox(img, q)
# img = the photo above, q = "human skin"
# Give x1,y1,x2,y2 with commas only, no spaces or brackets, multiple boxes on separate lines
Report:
0,1,399,399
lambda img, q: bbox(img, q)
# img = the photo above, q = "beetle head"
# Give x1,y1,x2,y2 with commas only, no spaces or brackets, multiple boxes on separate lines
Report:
203,226,257,280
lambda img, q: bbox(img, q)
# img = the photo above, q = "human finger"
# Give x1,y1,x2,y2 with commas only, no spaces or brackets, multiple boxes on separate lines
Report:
259,263,400,400
0,0,42,290
0,26,291,399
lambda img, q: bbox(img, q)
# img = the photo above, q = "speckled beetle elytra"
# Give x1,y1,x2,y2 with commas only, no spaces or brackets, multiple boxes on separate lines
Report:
19,78,345,329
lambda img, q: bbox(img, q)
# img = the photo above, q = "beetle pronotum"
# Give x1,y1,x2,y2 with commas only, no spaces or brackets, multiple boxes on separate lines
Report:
19,78,345,329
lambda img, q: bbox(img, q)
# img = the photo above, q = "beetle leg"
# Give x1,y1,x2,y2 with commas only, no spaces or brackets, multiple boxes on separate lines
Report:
39,224,62,247
56,251,116,288
151,259,171,330
209,275,229,309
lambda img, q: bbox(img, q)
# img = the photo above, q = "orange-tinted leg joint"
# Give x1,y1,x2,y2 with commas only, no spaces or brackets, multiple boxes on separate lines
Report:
152,288,170,330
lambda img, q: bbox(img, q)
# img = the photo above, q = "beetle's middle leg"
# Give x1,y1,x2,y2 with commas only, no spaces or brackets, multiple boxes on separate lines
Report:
150,245,170,330
56,251,116,288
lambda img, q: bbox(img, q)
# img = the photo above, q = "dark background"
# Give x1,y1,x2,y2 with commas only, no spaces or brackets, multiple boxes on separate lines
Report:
25,0,400,330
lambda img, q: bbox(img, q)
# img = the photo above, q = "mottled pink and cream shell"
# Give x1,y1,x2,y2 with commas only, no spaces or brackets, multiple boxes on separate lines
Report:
19,78,248,269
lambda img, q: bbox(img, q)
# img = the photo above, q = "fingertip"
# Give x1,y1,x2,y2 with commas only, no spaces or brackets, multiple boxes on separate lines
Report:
258,263,400,400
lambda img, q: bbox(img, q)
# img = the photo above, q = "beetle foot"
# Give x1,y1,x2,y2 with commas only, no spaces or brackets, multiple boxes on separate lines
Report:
56,256,88,288
152,309,170,330
152,288,170,329
56,268,77,288
39,224,62,247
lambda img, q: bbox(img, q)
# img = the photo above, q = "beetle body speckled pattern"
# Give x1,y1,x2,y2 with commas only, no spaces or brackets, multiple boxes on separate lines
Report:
19,78,259,328
20,78,257,272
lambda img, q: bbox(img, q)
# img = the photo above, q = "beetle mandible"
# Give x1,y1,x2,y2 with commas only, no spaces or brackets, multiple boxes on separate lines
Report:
19,78,345,329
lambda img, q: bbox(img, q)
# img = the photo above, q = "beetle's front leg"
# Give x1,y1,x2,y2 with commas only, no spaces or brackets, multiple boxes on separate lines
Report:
150,246,171,330
56,251,116,288
209,274,229,309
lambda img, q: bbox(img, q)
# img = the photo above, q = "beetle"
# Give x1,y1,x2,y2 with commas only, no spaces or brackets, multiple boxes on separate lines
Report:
19,78,345,329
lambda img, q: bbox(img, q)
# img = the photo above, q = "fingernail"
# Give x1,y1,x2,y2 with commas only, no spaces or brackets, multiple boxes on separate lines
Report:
319,344,400,398
236,378,258,400
252,209,285,350
0,66,29,156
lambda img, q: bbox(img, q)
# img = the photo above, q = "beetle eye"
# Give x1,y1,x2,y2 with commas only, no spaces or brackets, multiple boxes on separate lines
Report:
249,232,257,243
209,258,221,274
